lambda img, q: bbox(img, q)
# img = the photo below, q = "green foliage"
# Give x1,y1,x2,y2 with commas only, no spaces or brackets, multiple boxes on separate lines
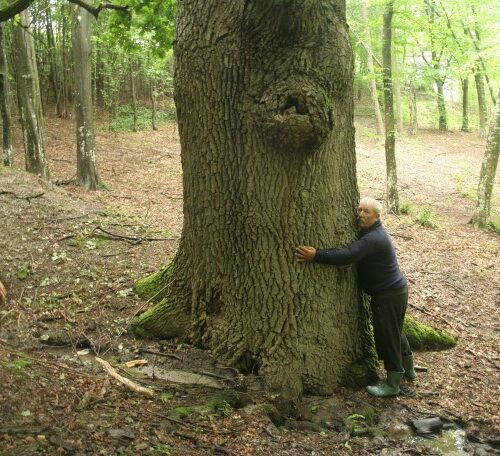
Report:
400,199,415,215
416,205,439,228
153,444,177,456
107,104,176,132
4,356,32,378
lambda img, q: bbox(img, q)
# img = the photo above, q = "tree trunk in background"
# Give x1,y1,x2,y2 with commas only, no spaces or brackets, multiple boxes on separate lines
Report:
61,8,69,118
435,78,448,131
130,0,376,400
473,91,499,227
360,0,383,137
0,23,13,167
382,0,399,213
150,80,157,131
474,64,487,138
408,85,418,135
72,5,100,190
12,11,49,179
130,58,138,132
392,48,403,133
45,7,63,117
461,77,469,132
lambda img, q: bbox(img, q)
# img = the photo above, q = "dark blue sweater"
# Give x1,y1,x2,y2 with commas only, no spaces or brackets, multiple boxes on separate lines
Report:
314,220,407,294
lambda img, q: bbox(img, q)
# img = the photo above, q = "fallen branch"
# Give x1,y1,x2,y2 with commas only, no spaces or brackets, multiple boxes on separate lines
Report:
138,348,183,361
94,225,179,245
409,302,457,330
465,347,499,370
95,357,155,397
0,190,44,202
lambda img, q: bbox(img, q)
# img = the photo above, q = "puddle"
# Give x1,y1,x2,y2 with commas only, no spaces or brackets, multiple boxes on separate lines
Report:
413,428,469,455
138,365,223,389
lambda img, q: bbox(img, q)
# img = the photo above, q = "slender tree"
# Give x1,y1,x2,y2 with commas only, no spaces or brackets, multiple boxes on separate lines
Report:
360,0,383,136
473,62,488,138
461,77,469,132
45,5,63,117
472,91,499,227
12,10,49,179
0,22,13,166
130,0,377,399
72,5,100,189
382,0,399,213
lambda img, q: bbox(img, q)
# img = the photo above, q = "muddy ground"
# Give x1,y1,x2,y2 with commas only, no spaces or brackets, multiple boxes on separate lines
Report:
0,115,498,456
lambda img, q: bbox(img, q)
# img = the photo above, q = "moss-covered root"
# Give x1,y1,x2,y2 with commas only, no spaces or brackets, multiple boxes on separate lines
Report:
133,262,174,302
404,315,456,351
128,298,190,340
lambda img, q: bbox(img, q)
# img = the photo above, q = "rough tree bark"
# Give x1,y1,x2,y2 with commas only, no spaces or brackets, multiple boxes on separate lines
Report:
72,5,100,189
360,0,383,137
150,80,157,131
130,0,378,399
472,91,499,227
407,84,418,135
12,10,49,179
382,0,399,213
0,23,13,167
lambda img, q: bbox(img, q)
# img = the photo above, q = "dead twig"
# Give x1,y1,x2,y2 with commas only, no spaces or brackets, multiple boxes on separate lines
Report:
138,348,182,361
465,347,500,370
95,357,155,397
409,302,457,330
94,225,179,245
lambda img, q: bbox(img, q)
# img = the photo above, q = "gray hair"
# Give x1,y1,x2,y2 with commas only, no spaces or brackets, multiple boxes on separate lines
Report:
360,197,383,215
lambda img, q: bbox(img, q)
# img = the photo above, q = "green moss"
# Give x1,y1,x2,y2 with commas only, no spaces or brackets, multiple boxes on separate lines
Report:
133,262,174,301
342,355,379,388
259,403,284,426
404,315,456,351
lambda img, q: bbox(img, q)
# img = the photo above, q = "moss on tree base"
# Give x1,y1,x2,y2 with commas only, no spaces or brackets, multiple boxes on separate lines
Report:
133,262,174,302
128,296,190,340
404,315,456,351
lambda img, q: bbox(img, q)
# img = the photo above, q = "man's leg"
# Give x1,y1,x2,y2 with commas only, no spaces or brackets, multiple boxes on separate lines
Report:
367,287,407,396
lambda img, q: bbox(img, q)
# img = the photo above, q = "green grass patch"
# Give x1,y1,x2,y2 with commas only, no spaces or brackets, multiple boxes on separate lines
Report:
416,205,439,228
108,105,176,132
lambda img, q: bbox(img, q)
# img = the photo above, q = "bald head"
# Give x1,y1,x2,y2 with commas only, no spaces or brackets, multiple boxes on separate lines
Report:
357,197,382,229
359,197,382,215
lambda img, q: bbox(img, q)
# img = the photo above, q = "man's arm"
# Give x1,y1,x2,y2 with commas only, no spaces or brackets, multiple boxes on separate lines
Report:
296,234,378,266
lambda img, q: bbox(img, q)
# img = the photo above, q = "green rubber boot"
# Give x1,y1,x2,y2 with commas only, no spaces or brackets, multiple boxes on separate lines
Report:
403,354,417,381
366,371,404,397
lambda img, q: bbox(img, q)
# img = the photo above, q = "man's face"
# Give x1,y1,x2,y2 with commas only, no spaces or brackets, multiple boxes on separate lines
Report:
357,201,379,229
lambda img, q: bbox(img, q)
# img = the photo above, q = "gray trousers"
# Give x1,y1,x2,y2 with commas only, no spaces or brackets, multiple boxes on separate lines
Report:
370,284,412,372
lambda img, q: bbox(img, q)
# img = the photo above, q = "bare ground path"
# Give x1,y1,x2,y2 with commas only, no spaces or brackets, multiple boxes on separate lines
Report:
0,117,498,455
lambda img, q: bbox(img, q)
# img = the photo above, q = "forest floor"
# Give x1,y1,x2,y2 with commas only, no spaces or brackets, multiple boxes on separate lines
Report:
0,115,499,456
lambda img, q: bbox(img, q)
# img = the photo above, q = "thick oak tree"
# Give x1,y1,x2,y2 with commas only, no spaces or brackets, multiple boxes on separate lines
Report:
130,0,377,399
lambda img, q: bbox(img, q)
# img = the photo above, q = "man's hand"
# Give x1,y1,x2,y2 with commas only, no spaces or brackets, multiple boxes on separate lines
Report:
296,245,317,263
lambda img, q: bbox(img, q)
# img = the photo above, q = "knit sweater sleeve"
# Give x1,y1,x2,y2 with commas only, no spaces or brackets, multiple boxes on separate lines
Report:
314,232,379,266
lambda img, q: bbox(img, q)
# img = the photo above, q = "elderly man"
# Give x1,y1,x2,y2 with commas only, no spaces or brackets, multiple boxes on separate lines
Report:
296,196,416,397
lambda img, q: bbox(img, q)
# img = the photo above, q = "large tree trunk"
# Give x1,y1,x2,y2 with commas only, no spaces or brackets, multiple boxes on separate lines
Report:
130,0,376,399
72,5,100,189
12,11,49,179
382,0,399,213
0,23,13,167
472,91,499,227
360,0,383,137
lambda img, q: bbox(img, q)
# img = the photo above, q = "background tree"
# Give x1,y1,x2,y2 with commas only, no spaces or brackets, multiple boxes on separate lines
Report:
130,0,377,400
12,10,49,178
0,22,13,166
73,4,100,189
382,0,399,213
472,91,499,227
